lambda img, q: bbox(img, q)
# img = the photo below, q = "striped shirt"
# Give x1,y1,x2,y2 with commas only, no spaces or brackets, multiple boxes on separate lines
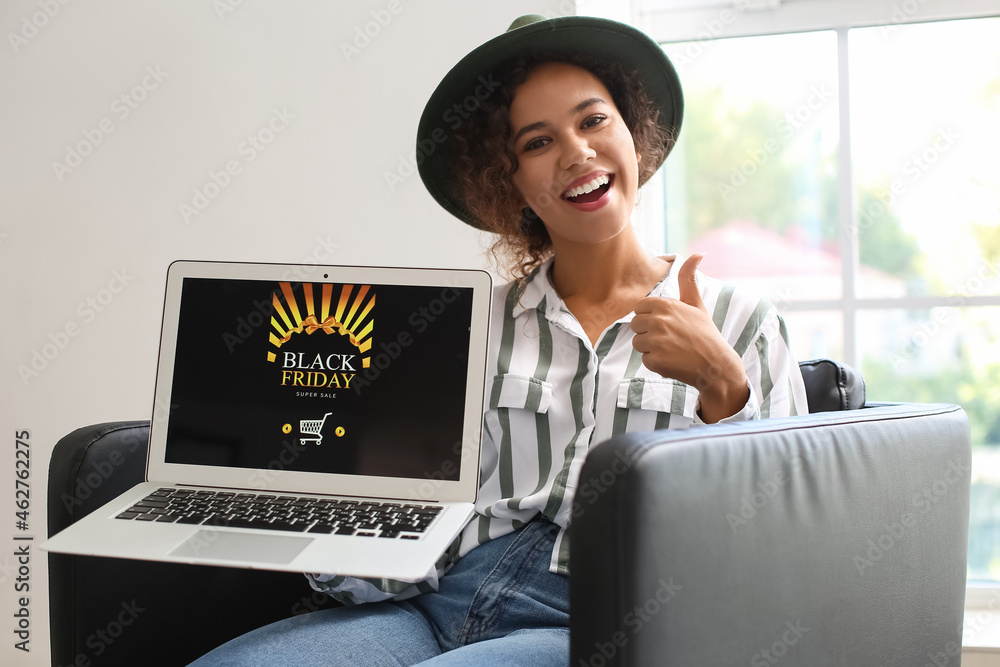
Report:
307,255,808,602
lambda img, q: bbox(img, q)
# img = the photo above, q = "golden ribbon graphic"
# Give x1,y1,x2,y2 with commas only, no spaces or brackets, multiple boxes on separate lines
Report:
275,315,363,349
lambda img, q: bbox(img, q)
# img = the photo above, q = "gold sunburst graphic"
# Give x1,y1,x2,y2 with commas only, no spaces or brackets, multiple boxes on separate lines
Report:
265,282,373,368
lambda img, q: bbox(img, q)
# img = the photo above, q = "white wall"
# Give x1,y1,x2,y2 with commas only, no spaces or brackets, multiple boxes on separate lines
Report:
0,1,568,663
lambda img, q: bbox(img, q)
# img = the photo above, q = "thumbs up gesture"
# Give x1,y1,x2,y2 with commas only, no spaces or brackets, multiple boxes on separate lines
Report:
630,254,750,423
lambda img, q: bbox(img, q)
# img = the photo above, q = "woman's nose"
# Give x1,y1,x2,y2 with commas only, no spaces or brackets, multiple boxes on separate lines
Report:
559,132,597,170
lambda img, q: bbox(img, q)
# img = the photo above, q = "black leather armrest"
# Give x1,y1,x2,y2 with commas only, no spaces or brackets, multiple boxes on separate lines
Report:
569,403,970,666
799,358,866,412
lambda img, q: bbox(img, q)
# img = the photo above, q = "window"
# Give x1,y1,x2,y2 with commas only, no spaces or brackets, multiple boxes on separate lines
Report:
647,11,1000,581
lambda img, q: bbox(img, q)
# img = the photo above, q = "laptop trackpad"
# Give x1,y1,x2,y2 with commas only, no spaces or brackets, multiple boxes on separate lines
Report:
169,530,312,564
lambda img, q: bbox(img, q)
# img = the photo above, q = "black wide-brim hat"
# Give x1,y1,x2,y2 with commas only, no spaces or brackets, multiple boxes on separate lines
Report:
416,14,684,230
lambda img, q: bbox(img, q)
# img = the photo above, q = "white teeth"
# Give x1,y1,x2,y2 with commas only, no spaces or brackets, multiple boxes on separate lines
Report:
564,174,610,199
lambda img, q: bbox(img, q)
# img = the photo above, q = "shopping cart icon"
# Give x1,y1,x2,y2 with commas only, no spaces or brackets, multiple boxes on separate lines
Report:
299,412,332,446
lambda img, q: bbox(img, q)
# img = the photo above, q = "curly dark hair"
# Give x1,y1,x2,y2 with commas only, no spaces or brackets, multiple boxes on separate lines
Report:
451,52,677,280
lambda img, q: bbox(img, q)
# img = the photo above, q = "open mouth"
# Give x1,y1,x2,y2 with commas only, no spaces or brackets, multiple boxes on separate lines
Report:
563,174,612,204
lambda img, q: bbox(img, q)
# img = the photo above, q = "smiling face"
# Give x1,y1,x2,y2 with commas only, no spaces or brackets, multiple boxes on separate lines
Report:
509,61,641,247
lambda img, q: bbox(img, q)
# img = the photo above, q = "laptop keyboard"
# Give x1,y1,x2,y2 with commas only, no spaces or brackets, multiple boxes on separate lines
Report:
115,488,444,539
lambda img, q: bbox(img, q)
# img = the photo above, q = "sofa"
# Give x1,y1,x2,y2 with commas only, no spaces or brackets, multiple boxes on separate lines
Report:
47,359,971,665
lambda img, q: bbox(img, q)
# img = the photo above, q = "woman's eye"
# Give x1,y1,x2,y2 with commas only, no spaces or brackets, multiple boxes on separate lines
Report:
583,114,607,129
523,137,548,151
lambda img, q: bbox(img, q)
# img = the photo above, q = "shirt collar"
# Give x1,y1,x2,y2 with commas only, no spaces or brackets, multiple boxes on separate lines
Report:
509,257,559,320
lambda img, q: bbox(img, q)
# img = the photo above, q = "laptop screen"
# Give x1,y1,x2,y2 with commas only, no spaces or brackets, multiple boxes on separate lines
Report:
163,276,475,483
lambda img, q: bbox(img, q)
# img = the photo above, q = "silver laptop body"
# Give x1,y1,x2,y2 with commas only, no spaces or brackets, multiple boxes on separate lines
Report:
42,260,491,582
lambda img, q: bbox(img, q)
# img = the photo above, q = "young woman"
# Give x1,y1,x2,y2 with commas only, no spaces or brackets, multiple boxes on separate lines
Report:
189,14,807,666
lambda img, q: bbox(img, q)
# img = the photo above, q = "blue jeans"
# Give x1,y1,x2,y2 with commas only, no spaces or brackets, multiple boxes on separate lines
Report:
187,519,569,666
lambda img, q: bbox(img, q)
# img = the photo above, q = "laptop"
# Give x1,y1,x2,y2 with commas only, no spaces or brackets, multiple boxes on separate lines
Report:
42,260,492,582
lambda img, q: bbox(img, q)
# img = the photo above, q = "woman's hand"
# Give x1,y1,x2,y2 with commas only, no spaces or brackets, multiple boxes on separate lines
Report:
630,254,750,423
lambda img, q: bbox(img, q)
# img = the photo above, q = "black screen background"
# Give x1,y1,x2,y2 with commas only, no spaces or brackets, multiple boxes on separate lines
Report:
163,277,474,481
